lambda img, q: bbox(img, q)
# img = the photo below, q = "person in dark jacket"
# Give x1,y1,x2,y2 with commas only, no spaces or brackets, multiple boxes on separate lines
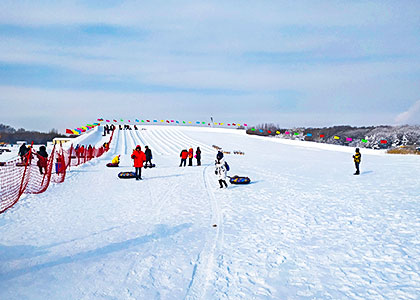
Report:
131,145,146,180
144,146,153,167
179,149,188,167
196,147,201,166
18,143,29,163
353,148,361,175
188,147,194,166
36,146,48,174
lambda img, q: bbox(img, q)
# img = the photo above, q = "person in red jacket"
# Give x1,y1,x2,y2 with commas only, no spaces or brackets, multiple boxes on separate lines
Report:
188,147,194,166
179,149,188,167
131,145,146,180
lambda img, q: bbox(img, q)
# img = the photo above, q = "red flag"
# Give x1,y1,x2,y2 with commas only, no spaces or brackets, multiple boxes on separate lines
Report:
66,129,73,134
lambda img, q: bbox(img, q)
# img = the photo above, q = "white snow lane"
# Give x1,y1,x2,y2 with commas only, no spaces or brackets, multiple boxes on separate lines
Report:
0,127,419,299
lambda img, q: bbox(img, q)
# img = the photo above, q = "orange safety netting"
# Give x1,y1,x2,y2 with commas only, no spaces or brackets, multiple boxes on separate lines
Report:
0,130,114,214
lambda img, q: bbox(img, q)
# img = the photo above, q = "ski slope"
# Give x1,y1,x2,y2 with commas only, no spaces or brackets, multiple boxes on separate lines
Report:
0,126,419,300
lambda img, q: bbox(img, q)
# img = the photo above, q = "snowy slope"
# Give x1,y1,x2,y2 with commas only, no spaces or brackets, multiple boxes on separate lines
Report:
0,126,419,300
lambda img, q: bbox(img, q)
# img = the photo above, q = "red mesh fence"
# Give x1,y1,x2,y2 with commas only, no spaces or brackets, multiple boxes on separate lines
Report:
0,129,114,214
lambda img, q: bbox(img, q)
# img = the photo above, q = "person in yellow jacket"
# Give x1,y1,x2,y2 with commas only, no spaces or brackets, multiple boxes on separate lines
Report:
111,155,120,165
352,148,361,175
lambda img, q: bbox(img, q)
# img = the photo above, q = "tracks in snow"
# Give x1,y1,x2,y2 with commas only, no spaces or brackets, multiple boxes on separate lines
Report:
184,165,224,300
106,127,223,298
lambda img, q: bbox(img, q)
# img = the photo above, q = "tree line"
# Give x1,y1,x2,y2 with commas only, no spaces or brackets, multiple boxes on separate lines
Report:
0,124,68,144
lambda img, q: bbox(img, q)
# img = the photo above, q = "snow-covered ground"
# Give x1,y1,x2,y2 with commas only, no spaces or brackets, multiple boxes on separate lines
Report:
0,126,419,299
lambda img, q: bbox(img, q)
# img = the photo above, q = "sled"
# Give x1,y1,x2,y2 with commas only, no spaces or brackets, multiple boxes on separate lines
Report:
106,163,119,167
144,164,156,169
118,172,136,179
229,175,251,184
16,162,27,167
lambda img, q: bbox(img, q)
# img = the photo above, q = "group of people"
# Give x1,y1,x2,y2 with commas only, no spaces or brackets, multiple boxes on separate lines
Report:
18,143,49,174
179,147,201,167
118,124,140,130
124,144,361,186
74,144,95,159
102,124,115,136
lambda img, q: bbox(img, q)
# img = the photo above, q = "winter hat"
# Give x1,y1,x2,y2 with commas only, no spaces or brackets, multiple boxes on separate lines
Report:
136,145,141,150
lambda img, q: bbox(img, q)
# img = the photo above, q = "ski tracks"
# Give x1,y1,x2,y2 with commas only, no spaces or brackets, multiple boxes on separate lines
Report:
184,165,225,300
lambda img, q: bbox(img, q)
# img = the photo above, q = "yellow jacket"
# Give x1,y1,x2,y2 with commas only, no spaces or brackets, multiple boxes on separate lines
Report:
353,152,361,163
111,155,120,164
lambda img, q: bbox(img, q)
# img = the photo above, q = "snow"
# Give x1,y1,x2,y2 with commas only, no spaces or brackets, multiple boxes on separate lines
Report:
0,126,419,299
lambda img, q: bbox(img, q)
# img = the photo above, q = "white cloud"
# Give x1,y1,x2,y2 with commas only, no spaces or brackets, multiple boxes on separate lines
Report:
395,100,420,125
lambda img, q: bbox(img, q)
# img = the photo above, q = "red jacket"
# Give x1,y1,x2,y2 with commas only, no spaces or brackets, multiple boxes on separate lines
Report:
180,150,188,159
188,148,193,158
131,150,146,168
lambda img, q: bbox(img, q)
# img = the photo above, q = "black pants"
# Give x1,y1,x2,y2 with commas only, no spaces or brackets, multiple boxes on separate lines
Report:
135,167,142,179
219,179,228,188
354,162,360,174
188,158,193,166
145,159,152,167
180,159,186,167
196,157,201,166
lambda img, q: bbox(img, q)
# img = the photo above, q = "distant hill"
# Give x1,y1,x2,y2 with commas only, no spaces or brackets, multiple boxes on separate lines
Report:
0,124,68,145
246,124,420,149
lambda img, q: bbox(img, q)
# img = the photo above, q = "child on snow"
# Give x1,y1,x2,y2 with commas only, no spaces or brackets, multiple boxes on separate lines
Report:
188,147,194,166
144,146,153,167
353,148,361,175
111,155,120,165
36,145,48,174
215,155,228,188
196,147,201,166
179,149,188,167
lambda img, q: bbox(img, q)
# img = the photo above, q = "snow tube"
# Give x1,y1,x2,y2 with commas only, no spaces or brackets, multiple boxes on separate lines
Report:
118,172,136,179
144,164,156,169
106,163,119,167
229,176,251,184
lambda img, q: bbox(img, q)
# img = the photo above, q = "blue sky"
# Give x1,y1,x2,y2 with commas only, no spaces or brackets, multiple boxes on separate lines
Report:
0,0,419,132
